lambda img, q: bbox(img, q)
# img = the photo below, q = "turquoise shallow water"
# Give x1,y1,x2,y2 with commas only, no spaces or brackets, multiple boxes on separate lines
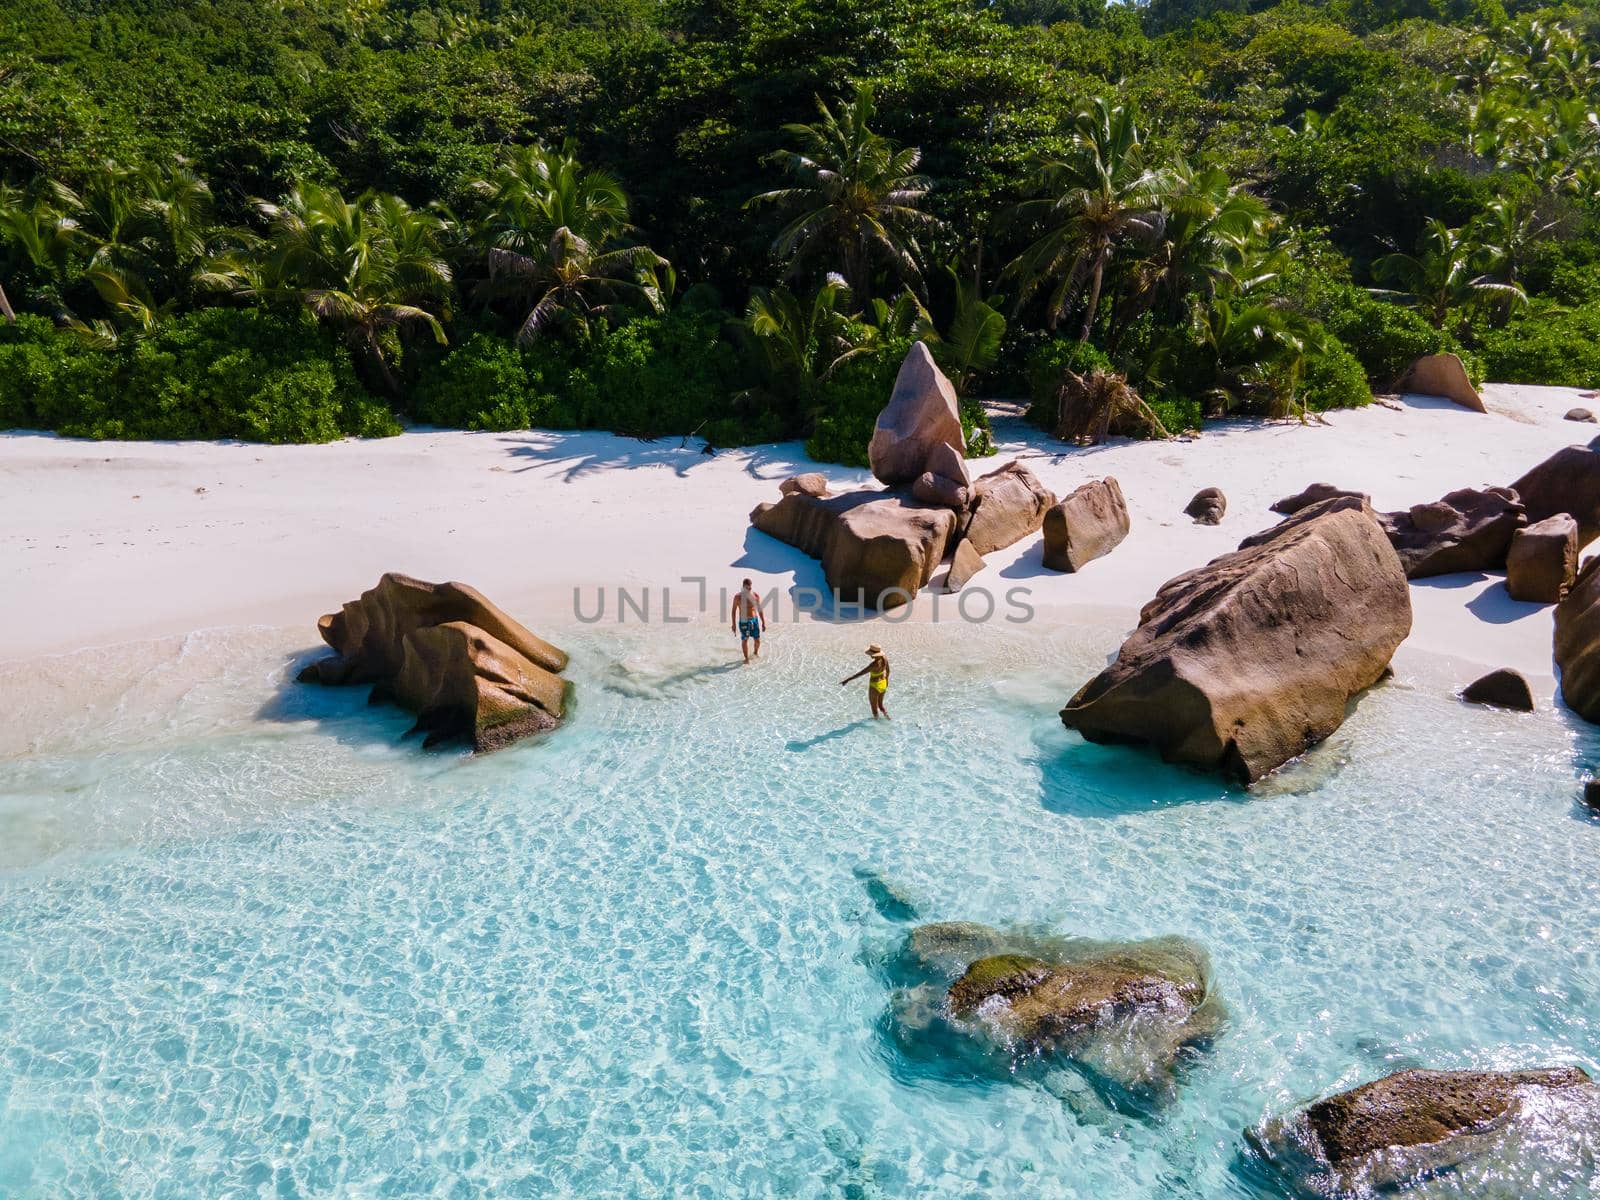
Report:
3,621,1600,1198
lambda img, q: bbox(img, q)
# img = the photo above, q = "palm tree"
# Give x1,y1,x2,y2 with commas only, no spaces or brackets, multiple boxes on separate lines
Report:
1372,218,1527,327
213,182,453,395
743,275,871,418
747,86,939,302
471,142,668,342
1004,97,1170,342
1191,298,1325,419
0,181,81,318
1115,160,1277,339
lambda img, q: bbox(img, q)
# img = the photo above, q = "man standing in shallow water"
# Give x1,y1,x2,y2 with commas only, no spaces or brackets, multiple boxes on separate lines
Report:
731,578,767,664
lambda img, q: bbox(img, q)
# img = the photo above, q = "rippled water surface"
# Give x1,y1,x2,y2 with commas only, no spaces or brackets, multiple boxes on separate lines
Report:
2,621,1599,1198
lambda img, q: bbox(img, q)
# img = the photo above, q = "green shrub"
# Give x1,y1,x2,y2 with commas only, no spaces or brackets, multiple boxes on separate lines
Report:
804,337,994,467
0,309,395,442
1301,334,1372,411
806,339,909,468
1145,391,1204,434
411,332,568,431
1023,338,1114,430
1476,302,1600,389
1305,281,1465,386
565,308,751,439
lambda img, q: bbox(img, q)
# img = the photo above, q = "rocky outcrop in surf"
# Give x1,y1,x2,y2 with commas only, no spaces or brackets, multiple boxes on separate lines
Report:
1246,1067,1600,1197
885,921,1223,1105
1555,556,1600,723
1061,497,1411,784
297,573,570,752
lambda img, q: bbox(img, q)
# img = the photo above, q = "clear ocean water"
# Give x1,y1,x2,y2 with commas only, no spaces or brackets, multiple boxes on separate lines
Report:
2,619,1599,1198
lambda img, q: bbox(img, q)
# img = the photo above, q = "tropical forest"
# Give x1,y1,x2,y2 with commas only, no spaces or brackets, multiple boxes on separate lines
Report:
1,0,1597,463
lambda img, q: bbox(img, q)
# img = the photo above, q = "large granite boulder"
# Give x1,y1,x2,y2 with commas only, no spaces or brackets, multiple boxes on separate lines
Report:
1377,487,1526,578
964,460,1055,555
1566,407,1597,423
1061,498,1411,784
751,489,956,610
1555,556,1600,722
1400,352,1485,412
297,573,570,752
1461,667,1535,711
1247,1067,1600,1196
868,342,968,488
887,922,1223,1103
1042,477,1129,572
1184,487,1226,525
1270,482,1368,515
1507,513,1578,603
1510,446,1600,547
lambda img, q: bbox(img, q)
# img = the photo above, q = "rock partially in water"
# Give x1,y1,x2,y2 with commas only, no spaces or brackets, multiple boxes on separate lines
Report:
1377,487,1525,579
1511,446,1600,547
1461,667,1534,712
1042,477,1129,573
1555,556,1600,723
1184,487,1226,525
1247,1066,1600,1197
1061,497,1411,784
887,922,1223,1106
1507,513,1578,603
297,573,570,752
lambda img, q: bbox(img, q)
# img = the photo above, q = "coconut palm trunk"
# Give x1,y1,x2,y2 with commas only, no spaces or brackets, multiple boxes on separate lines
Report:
0,280,13,322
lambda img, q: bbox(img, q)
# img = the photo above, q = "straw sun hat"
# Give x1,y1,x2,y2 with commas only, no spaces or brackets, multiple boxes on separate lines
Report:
865,644,883,656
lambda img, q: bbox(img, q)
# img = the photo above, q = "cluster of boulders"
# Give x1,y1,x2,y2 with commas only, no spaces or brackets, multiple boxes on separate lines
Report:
751,344,1131,608
1250,445,1600,728
297,572,571,752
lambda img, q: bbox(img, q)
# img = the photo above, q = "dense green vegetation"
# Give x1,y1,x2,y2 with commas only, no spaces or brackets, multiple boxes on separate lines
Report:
1,0,1596,457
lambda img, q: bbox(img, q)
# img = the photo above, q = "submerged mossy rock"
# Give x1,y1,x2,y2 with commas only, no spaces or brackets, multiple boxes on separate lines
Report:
298,573,570,752
889,922,1223,1103
1247,1067,1600,1196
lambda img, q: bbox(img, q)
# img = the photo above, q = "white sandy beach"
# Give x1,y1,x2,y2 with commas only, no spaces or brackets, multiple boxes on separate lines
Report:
1,382,1594,704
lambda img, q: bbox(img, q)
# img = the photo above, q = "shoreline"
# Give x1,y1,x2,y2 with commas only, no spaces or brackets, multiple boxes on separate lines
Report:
2,381,1591,702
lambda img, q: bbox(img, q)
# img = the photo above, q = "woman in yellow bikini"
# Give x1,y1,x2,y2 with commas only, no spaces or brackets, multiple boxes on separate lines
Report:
840,644,890,719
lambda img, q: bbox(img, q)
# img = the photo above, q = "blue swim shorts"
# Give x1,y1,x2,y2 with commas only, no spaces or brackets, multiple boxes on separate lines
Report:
739,618,761,641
